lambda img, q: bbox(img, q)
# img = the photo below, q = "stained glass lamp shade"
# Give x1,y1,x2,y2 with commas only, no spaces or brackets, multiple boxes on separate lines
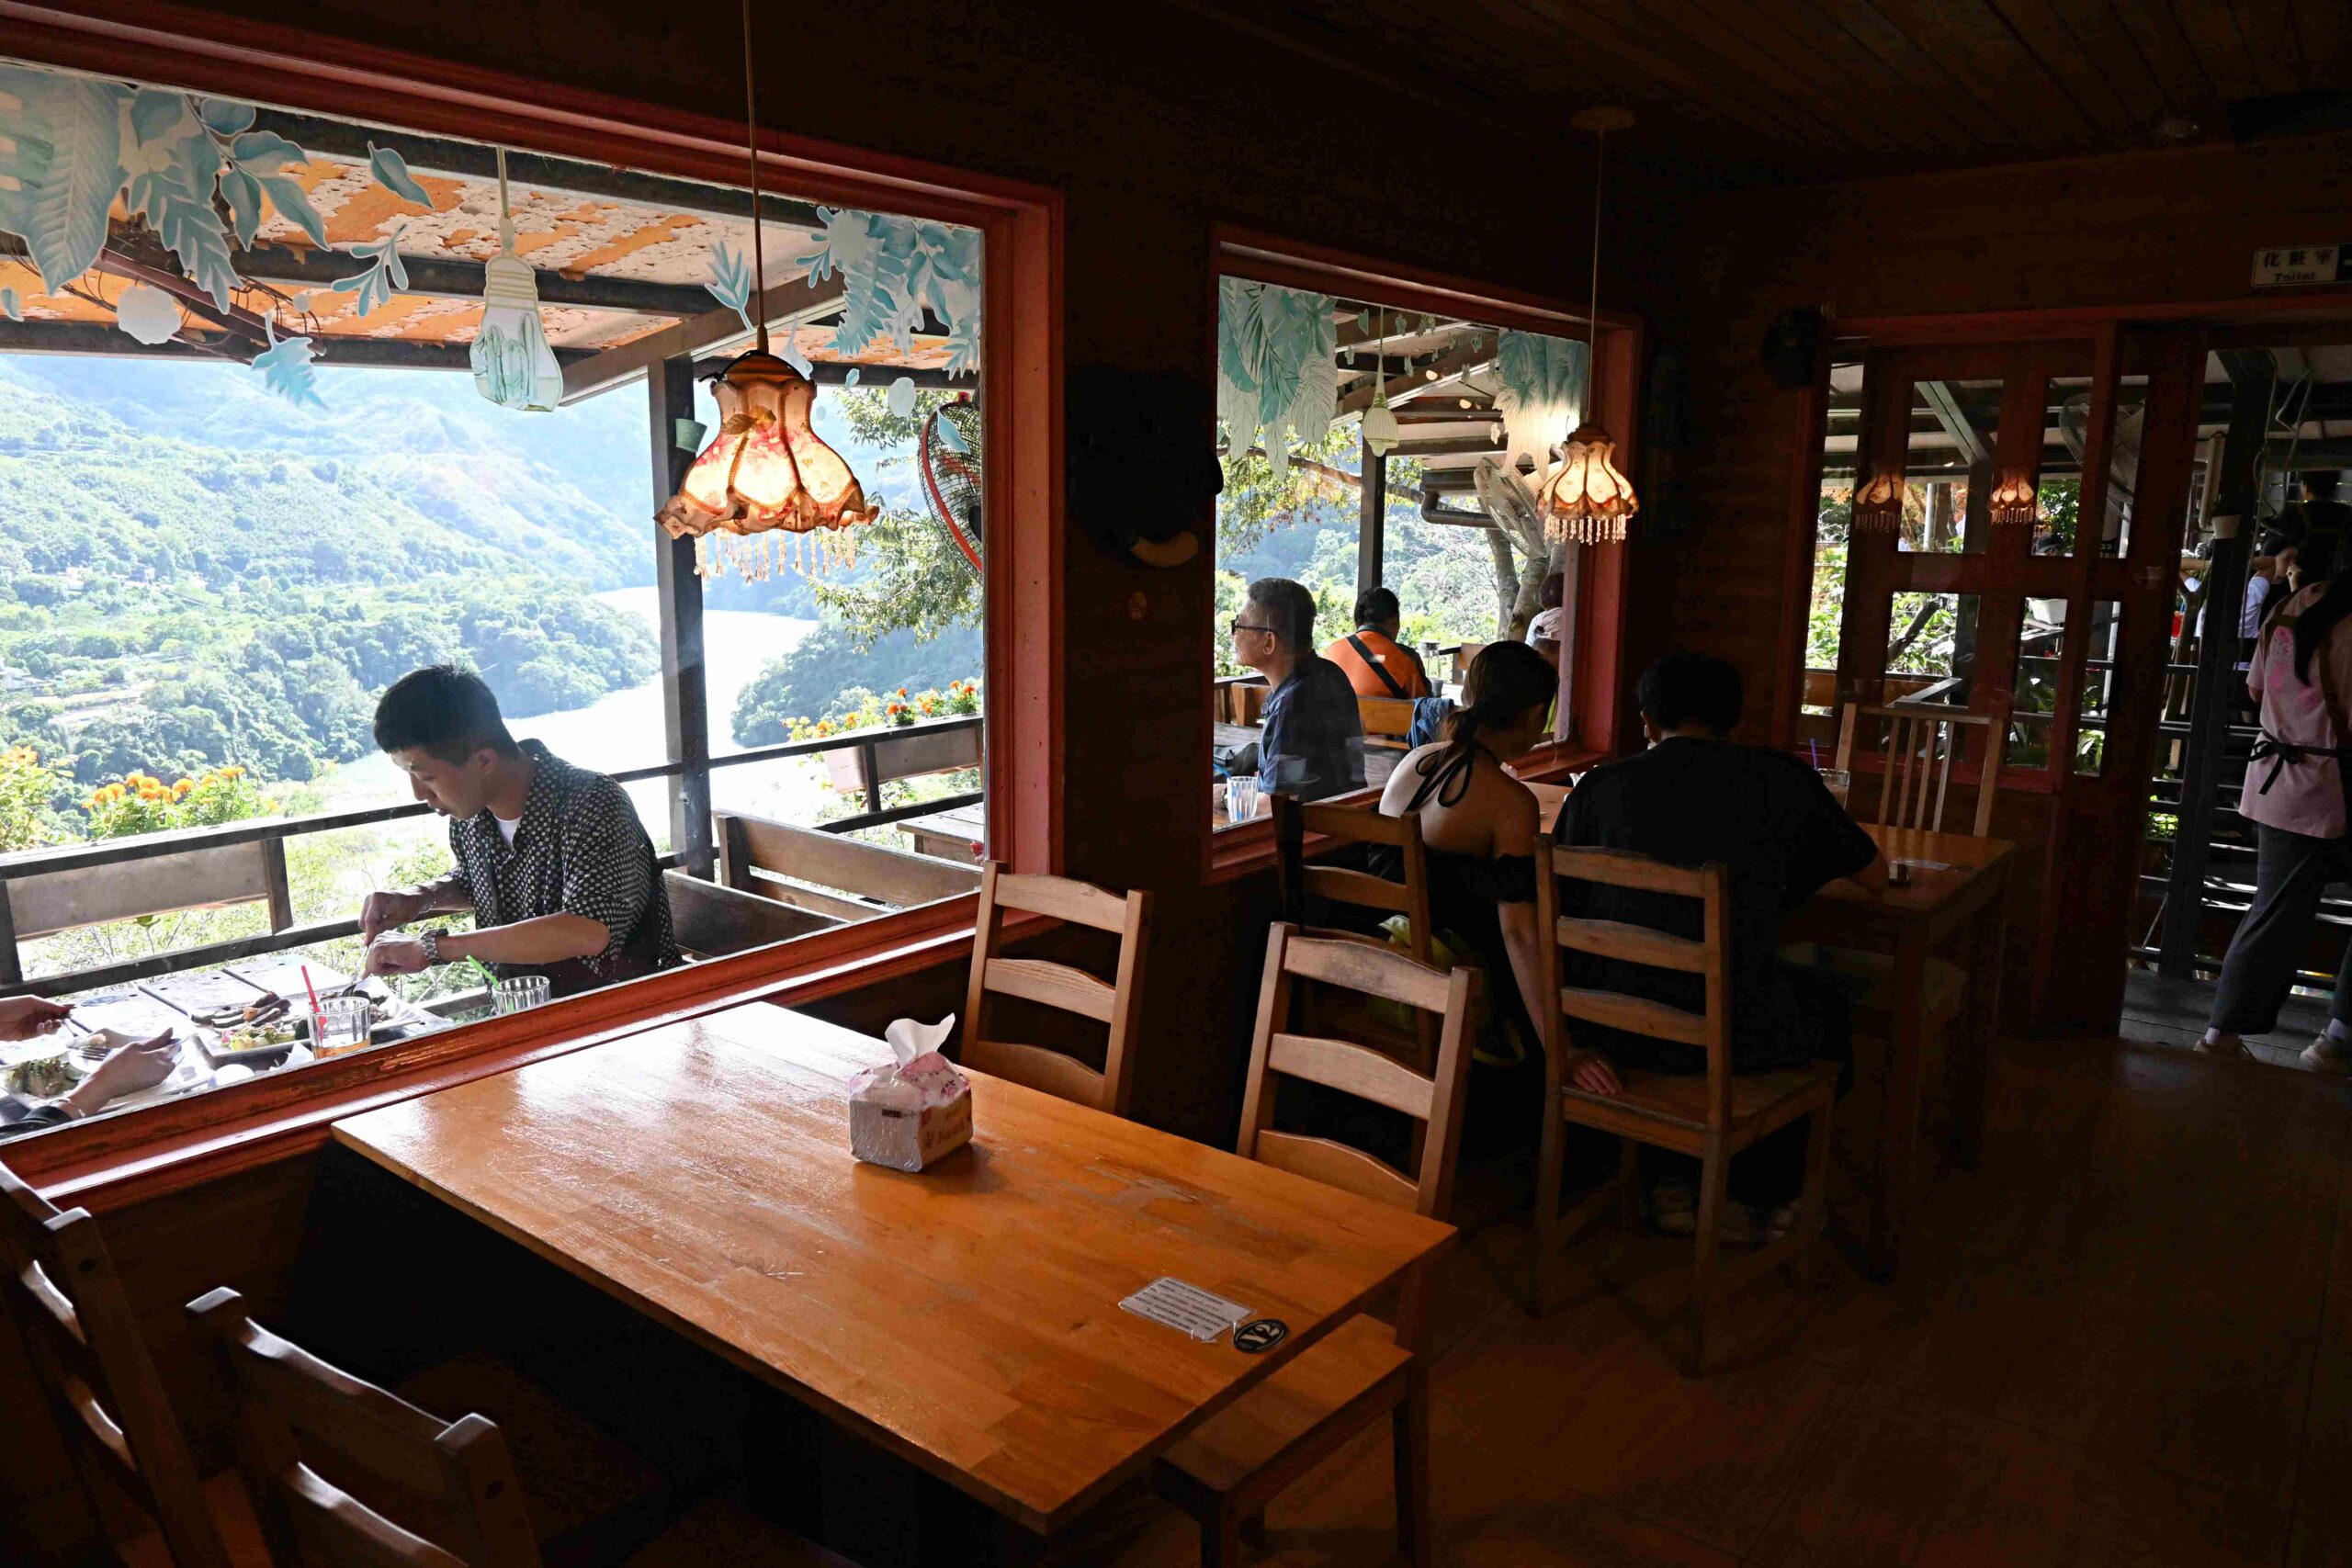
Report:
656,351,880,577
1990,470,2037,525
1538,423,1637,543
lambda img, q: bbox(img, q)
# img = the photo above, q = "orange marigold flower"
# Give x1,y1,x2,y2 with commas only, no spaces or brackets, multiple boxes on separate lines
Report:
896,687,908,697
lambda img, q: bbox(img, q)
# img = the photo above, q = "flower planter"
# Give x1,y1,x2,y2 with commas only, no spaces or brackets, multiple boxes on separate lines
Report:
820,718,983,795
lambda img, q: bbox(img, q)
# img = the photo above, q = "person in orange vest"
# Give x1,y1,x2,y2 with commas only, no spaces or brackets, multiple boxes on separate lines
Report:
1322,587,1431,700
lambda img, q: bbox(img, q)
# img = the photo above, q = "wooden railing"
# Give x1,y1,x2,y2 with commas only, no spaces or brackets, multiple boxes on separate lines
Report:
0,715,983,996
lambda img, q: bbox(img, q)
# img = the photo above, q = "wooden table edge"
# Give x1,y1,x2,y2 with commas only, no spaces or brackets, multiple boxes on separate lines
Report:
325,1118,1455,1538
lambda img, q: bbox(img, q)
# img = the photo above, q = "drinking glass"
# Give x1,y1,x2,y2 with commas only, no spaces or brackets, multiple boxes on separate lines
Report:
493,976,552,1015
1818,767,1852,811
312,997,371,1056
1224,774,1261,823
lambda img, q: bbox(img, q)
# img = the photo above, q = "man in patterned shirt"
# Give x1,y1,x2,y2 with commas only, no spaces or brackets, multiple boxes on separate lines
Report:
359,666,678,998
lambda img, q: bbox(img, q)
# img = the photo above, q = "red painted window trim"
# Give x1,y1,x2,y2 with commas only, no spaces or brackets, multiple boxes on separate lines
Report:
0,0,1064,1201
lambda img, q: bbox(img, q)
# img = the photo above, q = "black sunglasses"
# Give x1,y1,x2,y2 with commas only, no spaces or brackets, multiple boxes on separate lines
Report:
1229,620,1274,637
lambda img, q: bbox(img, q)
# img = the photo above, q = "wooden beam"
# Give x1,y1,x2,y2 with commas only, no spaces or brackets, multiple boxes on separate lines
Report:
650,354,713,880
687,357,971,389
0,320,589,372
1334,342,1496,418
1357,434,1385,600
1916,379,1994,467
250,108,828,230
234,242,716,318
560,274,847,404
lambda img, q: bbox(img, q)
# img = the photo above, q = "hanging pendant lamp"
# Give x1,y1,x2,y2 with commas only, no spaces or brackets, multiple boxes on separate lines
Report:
470,149,564,412
1361,310,1400,457
655,0,879,579
1537,107,1639,546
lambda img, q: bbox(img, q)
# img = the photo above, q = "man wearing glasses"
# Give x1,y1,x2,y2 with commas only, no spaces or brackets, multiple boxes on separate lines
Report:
1231,578,1365,811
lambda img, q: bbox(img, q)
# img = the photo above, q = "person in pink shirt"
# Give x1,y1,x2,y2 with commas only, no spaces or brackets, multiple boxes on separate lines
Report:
2202,543,2352,1072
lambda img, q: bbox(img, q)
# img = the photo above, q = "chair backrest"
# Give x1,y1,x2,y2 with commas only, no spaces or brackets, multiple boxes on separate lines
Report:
1236,924,1478,1223
959,863,1153,1116
0,1159,235,1568
1833,701,2005,837
189,1286,542,1568
1357,695,1418,749
664,870,842,959
1533,845,1733,1124
1272,795,1434,969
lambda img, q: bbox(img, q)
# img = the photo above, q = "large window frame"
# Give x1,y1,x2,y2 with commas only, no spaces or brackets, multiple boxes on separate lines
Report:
0,1,1062,1199
1204,228,1639,879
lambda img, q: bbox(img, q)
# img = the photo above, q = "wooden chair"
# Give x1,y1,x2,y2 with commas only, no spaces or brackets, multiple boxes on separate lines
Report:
1834,701,2006,837
1356,695,1418,751
1272,795,1442,1074
0,1158,265,1568
1153,924,1477,1568
1530,846,1838,1375
959,863,1152,1116
188,1288,854,1568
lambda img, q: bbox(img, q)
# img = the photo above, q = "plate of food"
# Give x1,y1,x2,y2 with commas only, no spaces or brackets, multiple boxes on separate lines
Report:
197,1013,309,1067
3,1047,85,1099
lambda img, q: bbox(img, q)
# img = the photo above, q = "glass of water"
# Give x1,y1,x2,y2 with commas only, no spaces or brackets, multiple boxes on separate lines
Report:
313,997,371,1057
493,976,552,1015
1818,768,1852,811
1224,774,1261,823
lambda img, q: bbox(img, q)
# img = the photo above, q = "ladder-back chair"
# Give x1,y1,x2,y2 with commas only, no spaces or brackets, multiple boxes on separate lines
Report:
1153,924,1476,1567
1834,702,2006,837
960,863,1152,1116
0,1158,259,1568
1531,847,1838,1374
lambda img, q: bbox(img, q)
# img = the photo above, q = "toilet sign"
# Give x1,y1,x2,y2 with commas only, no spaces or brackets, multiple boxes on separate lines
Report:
2251,244,2348,288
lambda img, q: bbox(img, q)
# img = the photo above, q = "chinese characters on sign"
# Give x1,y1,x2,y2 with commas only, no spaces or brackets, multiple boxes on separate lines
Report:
2251,244,2350,288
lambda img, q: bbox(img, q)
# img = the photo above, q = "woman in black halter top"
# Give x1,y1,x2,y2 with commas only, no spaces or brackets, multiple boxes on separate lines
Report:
1374,641,1566,1069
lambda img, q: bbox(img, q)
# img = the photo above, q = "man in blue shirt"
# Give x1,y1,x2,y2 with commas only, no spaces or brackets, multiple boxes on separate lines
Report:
1232,577,1364,808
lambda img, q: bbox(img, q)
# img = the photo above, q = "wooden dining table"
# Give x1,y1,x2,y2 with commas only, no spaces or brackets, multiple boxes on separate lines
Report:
331,1003,1453,1545
1532,784,2011,1278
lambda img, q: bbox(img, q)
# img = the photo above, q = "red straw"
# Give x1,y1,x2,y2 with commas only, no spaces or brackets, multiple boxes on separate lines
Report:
300,964,323,1023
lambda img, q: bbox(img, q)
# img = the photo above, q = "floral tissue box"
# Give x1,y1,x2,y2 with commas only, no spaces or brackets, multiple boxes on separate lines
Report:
848,1015,971,1172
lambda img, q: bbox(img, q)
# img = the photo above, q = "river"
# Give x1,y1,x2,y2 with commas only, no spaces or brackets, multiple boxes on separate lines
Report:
323,588,830,839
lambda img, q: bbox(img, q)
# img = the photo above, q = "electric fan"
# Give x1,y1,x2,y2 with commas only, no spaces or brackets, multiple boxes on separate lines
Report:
1473,455,1543,537
919,396,984,574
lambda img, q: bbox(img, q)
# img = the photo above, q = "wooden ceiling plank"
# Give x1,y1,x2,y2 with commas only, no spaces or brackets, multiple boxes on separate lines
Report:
2289,0,2352,80
2229,0,2310,94
1802,0,2039,147
1856,0,2100,146
2039,0,2170,109
1688,0,1976,155
1334,341,1497,418
1984,0,2145,135
1636,0,1917,155
2165,0,2268,100
232,243,713,318
1490,0,1855,151
2104,0,2231,108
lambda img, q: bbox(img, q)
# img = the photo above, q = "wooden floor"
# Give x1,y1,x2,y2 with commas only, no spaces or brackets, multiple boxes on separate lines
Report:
2122,968,2335,1069
1072,1030,2352,1566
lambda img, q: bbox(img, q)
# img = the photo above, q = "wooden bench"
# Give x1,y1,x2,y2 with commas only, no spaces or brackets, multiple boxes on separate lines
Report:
663,870,842,959
715,810,982,921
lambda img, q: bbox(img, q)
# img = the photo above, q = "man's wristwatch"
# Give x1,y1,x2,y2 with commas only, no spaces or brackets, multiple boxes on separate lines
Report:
420,930,441,966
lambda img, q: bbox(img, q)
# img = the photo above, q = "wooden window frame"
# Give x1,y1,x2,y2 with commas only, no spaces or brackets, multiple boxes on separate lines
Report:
1204,228,1637,880
0,0,1063,1203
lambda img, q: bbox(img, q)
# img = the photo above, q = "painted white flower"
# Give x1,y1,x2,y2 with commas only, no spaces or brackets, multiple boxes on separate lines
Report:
113,283,182,345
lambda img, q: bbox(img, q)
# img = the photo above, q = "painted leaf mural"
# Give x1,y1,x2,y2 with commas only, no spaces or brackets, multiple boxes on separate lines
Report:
367,141,433,208
331,228,410,318
706,239,754,333
792,208,981,376
1216,277,1336,477
253,328,325,408
1493,330,1588,476
0,65,130,293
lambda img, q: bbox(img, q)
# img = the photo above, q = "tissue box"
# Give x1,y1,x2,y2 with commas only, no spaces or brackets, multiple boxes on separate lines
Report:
849,1017,971,1172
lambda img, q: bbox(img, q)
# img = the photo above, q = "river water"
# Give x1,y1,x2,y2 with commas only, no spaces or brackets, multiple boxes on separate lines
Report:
322,588,830,840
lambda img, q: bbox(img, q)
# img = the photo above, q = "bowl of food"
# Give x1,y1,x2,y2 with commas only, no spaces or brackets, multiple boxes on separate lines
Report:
197,1015,308,1067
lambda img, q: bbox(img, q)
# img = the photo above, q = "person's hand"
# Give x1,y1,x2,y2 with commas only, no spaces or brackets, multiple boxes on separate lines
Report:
62,1031,179,1113
0,996,73,1043
363,934,434,977
1566,1049,1623,1097
360,887,432,945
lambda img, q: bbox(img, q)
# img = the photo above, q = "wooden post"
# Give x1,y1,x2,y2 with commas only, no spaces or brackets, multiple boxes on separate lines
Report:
0,884,18,988
649,355,713,880
260,838,293,931
1357,435,1386,602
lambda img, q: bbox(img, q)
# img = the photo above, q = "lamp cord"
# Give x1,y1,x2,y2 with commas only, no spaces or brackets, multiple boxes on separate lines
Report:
741,0,767,355
494,147,512,254
1585,127,1605,427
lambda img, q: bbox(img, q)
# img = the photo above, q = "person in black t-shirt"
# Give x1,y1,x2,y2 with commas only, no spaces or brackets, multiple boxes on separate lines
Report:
1555,652,1884,1236
1233,577,1365,807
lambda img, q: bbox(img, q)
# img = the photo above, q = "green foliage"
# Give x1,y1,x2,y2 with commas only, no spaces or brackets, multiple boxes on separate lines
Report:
731,622,983,746
79,763,270,840
0,743,61,851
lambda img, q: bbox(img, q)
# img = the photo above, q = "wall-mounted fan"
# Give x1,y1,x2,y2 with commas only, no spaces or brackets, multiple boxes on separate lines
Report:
920,396,984,574
1474,455,1543,537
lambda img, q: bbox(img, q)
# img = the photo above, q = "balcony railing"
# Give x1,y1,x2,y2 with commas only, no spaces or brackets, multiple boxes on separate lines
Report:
0,715,983,995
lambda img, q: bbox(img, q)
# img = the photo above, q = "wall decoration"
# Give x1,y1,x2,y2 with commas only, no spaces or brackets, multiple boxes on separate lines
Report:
707,239,755,333
1493,330,1587,474
113,282,182,345
252,325,323,409
1216,276,1335,476
0,288,19,321
332,227,409,319
792,207,981,375
469,149,561,412
366,141,433,208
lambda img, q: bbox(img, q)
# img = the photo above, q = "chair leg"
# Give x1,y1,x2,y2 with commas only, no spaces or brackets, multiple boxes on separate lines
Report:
1686,1145,1730,1377
1531,1111,1566,1315
1798,1099,1836,1292
1201,1502,1244,1568
1238,1508,1267,1549
1393,1370,1432,1568
1617,1136,1642,1230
